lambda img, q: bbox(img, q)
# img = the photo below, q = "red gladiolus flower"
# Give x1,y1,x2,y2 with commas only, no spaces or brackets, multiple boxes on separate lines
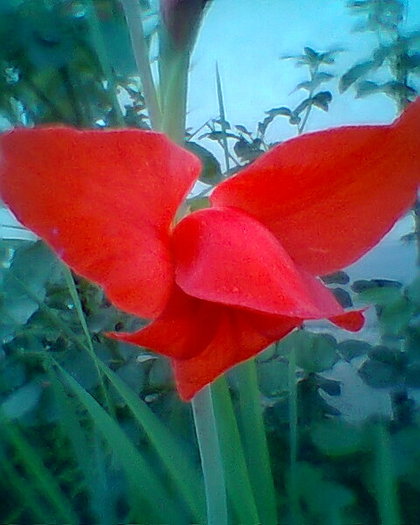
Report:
0,100,419,400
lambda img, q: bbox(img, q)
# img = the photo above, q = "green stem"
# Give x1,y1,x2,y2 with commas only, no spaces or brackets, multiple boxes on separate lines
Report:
373,423,401,525
288,347,301,525
120,0,162,130
160,46,190,142
191,384,228,525
234,359,278,525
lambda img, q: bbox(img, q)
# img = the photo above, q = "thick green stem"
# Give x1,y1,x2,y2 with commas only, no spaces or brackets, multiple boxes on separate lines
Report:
159,44,190,142
120,0,162,130
191,385,228,525
373,423,401,525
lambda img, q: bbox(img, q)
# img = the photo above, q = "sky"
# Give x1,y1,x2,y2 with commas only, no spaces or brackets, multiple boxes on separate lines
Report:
188,0,420,140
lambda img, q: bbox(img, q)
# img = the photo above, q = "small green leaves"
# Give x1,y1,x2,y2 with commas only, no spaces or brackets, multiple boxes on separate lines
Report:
339,61,377,92
289,331,339,373
184,141,223,184
311,90,333,111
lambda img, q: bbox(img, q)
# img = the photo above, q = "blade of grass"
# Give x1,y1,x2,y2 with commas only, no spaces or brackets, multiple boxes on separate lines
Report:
192,383,228,525
215,64,230,173
98,359,206,523
0,442,54,524
0,412,79,524
234,359,278,525
53,360,187,525
211,375,260,524
46,363,115,525
55,363,186,523
61,265,114,414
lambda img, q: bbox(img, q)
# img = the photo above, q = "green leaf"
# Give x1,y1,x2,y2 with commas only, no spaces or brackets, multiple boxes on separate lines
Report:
294,331,339,373
339,61,377,92
338,339,371,361
321,271,350,285
378,297,414,336
258,359,289,396
211,377,261,524
55,363,188,524
0,412,78,524
0,241,59,337
265,106,292,118
358,358,401,388
1,380,44,420
233,360,278,525
353,279,402,305
184,141,223,184
97,360,206,523
311,90,333,111
355,80,381,97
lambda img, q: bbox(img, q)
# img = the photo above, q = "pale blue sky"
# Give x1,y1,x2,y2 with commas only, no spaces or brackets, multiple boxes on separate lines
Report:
188,0,420,140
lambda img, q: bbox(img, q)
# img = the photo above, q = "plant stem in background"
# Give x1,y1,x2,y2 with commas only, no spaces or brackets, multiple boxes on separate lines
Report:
215,64,230,173
373,423,401,525
191,384,228,525
288,347,301,525
120,0,162,130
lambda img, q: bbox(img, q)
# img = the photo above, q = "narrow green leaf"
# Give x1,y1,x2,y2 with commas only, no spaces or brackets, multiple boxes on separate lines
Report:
339,60,377,92
234,360,278,525
0,442,53,524
55,363,187,525
211,376,260,524
46,365,115,525
98,360,206,523
0,412,78,524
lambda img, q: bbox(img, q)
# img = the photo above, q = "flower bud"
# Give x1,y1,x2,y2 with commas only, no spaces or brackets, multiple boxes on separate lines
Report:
161,0,210,49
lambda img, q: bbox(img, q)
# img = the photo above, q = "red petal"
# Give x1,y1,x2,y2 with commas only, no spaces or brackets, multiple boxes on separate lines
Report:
0,127,201,318
211,99,420,276
173,207,349,319
111,286,300,400
329,309,365,332
172,307,299,401
109,286,220,359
